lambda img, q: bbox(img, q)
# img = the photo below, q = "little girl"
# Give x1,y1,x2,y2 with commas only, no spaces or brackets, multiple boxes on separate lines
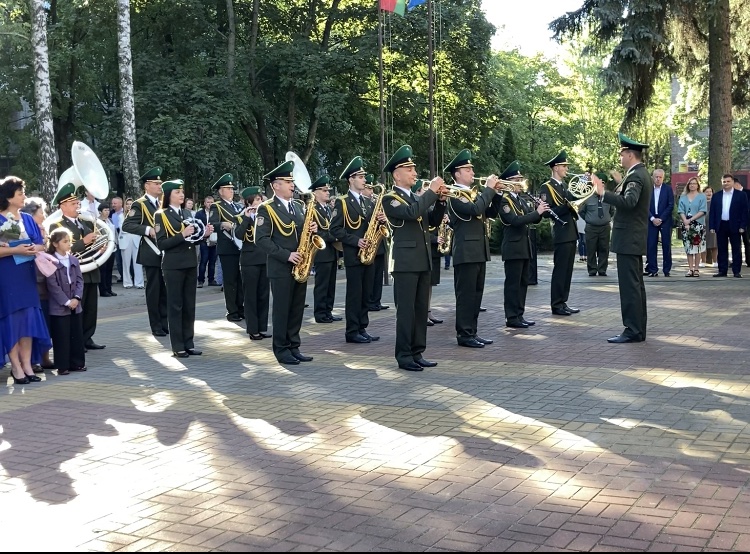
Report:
45,227,86,375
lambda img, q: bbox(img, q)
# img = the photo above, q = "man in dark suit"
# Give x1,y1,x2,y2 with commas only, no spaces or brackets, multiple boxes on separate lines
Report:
381,145,446,371
363,174,389,312
497,161,547,328
445,148,501,348
593,133,652,343
195,195,218,287
709,174,749,278
209,173,244,321
733,176,750,268
331,157,381,344
644,168,674,277
254,161,318,365
123,167,169,337
539,150,580,316
309,176,341,324
50,183,106,350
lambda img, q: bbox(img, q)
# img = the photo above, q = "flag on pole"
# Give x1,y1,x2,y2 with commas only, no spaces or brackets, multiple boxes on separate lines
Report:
379,0,425,16
407,0,427,9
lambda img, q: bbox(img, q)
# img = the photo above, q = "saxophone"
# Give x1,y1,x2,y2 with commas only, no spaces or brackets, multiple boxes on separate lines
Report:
358,184,391,265
291,197,326,283
437,219,453,255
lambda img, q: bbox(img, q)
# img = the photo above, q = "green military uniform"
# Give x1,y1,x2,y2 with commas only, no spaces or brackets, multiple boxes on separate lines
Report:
154,180,201,356
254,161,310,364
365,174,389,311
577,172,616,276
497,162,542,327
381,145,446,370
122,167,169,336
445,149,499,347
330,157,378,343
209,173,244,321
602,134,652,342
539,150,579,315
309,176,339,324
50,183,102,348
234,186,270,340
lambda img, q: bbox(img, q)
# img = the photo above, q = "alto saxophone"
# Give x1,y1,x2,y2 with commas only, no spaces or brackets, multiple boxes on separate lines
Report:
358,184,391,265
437,219,453,255
291,197,326,283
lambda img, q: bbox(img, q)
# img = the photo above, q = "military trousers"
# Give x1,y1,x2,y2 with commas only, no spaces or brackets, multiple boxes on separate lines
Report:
344,263,374,338
241,264,270,335
453,262,486,338
503,258,530,322
143,264,168,334
163,267,197,353
392,270,430,365
270,274,307,360
551,241,576,310
616,253,647,341
585,224,611,275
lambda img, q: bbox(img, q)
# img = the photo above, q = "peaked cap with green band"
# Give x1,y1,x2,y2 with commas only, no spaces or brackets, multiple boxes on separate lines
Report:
310,175,331,191
339,156,366,180
444,149,473,174
263,161,294,182
240,186,261,199
411,180,425,193
211,173,234,191
384,145,416,173
52,183,79,207
544,149,570,167
500,160,523,181
365,174,375,185
140,167,162,183
161,179,185,193
618,132,649,152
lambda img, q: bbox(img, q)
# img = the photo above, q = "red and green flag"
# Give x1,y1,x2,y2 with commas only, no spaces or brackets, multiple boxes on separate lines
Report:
380,0,426,16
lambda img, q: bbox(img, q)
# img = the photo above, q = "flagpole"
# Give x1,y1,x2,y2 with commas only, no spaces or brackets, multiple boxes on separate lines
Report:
378,6,386,182
427,0,435,178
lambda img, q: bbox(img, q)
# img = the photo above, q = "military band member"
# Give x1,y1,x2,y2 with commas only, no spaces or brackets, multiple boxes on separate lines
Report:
381,145,446,371
540,150,580,316
309,176,341,324
422,181,446,326
155,180,211,358
331,157,381,344
592,133,652,343
235,186,271,341
497,161,547,328
254,161,318,365
445,149,502,348
209,173,244,322
49,183,105,350
363,174,389,312
122,167,169,337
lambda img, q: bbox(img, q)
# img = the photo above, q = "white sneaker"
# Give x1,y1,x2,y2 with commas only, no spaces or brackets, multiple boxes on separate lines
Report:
698,263,705,267
712,263,718,267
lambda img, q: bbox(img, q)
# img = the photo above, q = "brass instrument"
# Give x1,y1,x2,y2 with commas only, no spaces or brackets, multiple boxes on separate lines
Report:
437,218,453,255
358,184,391,265
291,196,326,283
566,173,597,208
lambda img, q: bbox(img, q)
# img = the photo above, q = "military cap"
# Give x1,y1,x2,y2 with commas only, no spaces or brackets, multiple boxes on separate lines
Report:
339,156,366,180
161,179,184,194
544,149,570,167
618,132,649,152
310,175,331,191
499,160,523,181
263,161,294,182
411,180,425,193
444,149,473,174
139,167,162,183
594,171,609,182
365,174,375,185
240,186,261,199
384,145,416,173
211,173,234,191
52,183,79,207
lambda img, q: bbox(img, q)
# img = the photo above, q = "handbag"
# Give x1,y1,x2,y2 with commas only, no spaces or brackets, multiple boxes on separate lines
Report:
34,251,59,277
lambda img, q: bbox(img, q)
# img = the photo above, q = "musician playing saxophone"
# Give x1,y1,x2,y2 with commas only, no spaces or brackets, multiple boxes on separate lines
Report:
254,160,318,366
309,176,341,324
444,149,501,349
330,156,382,344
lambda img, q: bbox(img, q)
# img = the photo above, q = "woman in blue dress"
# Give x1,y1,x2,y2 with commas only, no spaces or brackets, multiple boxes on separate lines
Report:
0,176,52,384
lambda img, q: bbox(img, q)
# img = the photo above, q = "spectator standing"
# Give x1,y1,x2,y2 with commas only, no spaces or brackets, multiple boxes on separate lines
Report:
701,186,718,267
733,177,750,268
196,195,218,288
97,203,118,296
109,196,124,283
118,198,145,289
577,175,615,276
678,177,707,277
645,168,674,277
709,174,749,278
576,215,586,263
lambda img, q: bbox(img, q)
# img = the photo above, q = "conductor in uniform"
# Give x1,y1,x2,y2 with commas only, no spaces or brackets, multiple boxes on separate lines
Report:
155,180,212,357
309,175,341,324
254,160,318,365
122,167,169,337
540,150,580,316
49,183,105,350
381,145,446,371
444,149,501,348
209,173,244,322
497,161,548,328
592,133,652,343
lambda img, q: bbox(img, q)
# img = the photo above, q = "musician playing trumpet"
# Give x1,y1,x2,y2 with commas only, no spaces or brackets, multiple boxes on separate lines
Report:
155,180,213,358
444,149,503,349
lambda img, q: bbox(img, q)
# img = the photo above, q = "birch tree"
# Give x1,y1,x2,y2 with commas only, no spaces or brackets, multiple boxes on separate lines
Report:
117,0,139,197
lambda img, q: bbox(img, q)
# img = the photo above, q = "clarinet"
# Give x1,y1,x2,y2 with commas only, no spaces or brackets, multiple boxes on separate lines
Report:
521,192,567,226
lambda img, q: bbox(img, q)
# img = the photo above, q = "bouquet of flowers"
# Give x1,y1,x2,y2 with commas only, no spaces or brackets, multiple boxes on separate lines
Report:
0,213,22,242
681,212,705,252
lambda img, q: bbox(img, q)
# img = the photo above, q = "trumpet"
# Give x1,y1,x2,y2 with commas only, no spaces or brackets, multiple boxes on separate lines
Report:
474,176,527,190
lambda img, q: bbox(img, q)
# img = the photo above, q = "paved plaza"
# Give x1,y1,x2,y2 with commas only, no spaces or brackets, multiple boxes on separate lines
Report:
2,253,749,552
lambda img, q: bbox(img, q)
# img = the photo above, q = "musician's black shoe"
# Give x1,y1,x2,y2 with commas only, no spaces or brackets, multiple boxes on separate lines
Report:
378,305,389,310
607,334,641,344
564,305,580,314
153,330,167,337
186,349,202,356
521,318,536,326
458,338,484,348
398,362,423,371
478,307,487,312
360,331,379,342
368,305,381,311
248,333,263,340
414,357,437,368
259,332,272,338
109,291,117,296
277,355,300,365
315,316,334,323
428,316,443,324
226,314,243,322
474,336,494,344
551,308,571,316
346,334,370,344
426,320,434,327
506,320,529,328
173,351,189,358
208,281,220,286
100,292,113,297
85,342,106,350
291,350,313,362
328,315,342,321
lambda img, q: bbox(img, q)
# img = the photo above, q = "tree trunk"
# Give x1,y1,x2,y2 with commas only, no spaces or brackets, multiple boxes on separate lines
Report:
707,0,732,189
117,0,139,199
226,0,236,84
30,0,58,201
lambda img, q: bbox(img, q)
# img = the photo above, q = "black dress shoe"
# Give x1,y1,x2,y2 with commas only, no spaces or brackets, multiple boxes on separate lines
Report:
713,273,728,277
57,369,70,376
520,318,536,326
478,307,487,312
328,315,342,321
589,273,597,276
12,375,29,385
607,335,639,344
291,350,313,362
346,334,370,344
304,304,309,308
551,308,571,316
163,328,170,335
598,273,607,276
41,363,56,370
259,332,272,338
173,351,190,358
277,355,300,365
248,333,263,340
378,305,389,310
100,292,112,297
414,357,437,367
564,305,580,314
368,305,381,311
734,274,743,278
85,342,106,349
197,282,204,288
398,362,423,371
506,320,529,328
27,374,42,382
109,291,118,296
186,349,202,356
360,331,379,342
69,365,87,372
475,336,493,344
227,314,243,322
643,271,657,277
315,316,334,323
208,281,220,286
663,273,670,277
428,317,443,324
458,338,484,348
426,320,434,326
153,330,167,337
